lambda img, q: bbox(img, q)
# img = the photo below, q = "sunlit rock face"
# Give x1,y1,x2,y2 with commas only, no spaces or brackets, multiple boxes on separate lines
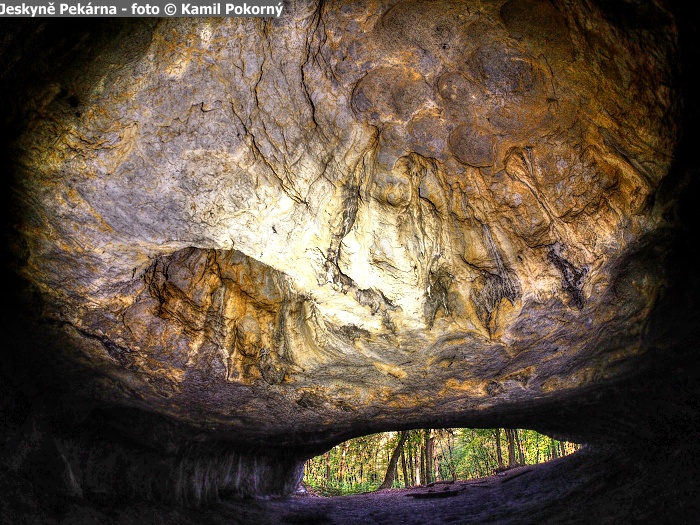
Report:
7,0,681,451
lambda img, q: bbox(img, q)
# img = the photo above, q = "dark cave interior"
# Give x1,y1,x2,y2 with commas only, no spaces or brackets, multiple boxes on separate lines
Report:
2,2,700,524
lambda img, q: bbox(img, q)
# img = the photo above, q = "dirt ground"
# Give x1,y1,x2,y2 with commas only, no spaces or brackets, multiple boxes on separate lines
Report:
4,446,697,525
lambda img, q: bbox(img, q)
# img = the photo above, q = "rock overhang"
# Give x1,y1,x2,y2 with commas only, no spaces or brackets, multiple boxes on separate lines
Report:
1,0,692,456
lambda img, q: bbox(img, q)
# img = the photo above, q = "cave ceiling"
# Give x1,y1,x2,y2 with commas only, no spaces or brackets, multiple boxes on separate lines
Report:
3,0,685,448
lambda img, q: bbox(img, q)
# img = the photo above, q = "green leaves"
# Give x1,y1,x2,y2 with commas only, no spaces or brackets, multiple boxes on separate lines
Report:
304,428,580,495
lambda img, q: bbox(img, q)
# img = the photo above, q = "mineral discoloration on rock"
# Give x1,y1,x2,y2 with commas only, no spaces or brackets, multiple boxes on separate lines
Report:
9,0,678,446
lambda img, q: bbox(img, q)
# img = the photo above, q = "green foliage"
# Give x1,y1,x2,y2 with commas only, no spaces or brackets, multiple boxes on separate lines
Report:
304,432,398,496
304,479,376,497
304,428,580,496
451,428,499,479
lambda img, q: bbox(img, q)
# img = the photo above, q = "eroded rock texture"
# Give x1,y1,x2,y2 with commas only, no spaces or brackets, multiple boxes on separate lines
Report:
1,0,699,522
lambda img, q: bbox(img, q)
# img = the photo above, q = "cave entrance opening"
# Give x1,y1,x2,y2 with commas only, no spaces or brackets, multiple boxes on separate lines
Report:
303,428,580,496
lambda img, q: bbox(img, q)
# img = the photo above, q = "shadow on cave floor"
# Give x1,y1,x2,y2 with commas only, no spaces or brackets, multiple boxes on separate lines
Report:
204,447,699,525
4,445,698,525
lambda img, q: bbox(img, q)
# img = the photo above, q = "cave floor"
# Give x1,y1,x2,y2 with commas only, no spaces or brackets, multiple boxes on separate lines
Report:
213,451,611,525
4,446,697,525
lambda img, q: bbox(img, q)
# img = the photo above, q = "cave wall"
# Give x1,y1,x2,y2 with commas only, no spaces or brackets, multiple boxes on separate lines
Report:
1,0,699,522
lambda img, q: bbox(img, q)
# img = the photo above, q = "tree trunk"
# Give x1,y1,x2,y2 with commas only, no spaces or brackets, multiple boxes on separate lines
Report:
339,442,347,484
505,428,517,468
379,431,409,490
446,432,456,481
515,429,525,465
560,441,567,458
419,447,424,486
401,447,409,488
373,443,380,482
408,435,416,486
419,443,426,486
494,429,505,469
325,450,331,483
424,429,435,484
551,437,559,460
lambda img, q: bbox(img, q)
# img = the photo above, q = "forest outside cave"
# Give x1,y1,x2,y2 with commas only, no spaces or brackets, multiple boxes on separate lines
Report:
304,428,580,496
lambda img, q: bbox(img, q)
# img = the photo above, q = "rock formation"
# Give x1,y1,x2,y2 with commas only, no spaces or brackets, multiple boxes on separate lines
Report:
1,1,698,523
